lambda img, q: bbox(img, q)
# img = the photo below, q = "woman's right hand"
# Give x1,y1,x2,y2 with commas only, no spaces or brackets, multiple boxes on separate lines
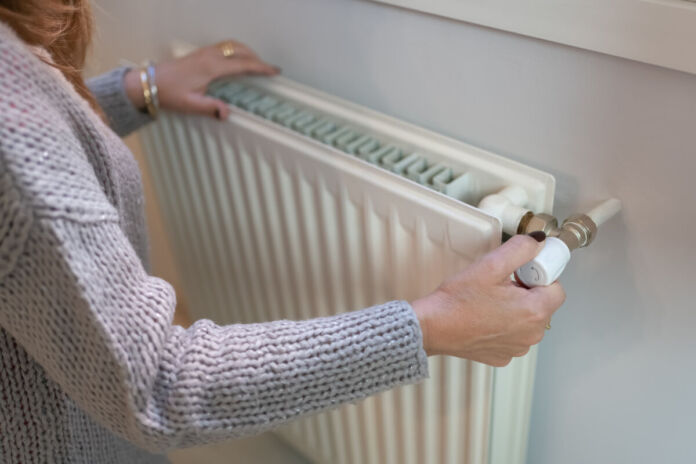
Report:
411,233,566,367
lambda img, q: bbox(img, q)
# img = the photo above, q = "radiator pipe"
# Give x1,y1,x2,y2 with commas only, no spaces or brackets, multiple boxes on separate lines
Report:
477,186,533,236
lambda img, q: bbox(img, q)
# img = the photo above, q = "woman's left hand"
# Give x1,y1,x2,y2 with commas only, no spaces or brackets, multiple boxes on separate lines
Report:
124,40,279,120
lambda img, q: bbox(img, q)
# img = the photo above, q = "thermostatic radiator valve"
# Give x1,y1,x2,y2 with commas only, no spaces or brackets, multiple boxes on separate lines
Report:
478,190,622,287
515,198,621,287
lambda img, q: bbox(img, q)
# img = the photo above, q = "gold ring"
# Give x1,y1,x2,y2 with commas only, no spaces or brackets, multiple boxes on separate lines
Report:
220,42,235,58
545,322,551,330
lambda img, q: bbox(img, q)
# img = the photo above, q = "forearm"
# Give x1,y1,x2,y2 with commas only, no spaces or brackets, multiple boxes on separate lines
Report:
148,301,428,448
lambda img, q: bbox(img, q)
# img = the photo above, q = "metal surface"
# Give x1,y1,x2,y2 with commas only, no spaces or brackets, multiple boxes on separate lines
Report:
139,75,556,464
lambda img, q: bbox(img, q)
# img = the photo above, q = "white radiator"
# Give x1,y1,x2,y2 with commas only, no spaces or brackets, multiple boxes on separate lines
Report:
139,75,554,464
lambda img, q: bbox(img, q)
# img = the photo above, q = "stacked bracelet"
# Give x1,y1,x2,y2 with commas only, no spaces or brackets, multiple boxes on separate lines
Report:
139,61,159,118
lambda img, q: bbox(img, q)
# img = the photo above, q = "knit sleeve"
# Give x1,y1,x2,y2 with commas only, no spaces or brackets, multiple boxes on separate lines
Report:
0,188,429,452
87,67,153,137
0,165,32,281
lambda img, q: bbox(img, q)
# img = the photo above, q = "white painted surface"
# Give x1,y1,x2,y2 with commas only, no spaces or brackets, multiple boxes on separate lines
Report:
90,1,696,463
140,99,540,463
372,0,696,75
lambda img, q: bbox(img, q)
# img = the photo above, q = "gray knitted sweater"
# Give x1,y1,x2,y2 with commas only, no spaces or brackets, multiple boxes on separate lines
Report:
0,22,428,463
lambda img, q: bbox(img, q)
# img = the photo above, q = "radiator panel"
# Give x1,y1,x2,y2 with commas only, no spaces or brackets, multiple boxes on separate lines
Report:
140,79,547,464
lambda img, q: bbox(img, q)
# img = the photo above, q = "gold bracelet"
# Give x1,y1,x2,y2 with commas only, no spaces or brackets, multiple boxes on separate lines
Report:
146,62,159,115
139,65,158,118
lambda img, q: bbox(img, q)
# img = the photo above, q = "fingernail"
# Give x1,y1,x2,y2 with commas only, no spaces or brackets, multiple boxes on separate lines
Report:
214,109,221,120
528,231,546,242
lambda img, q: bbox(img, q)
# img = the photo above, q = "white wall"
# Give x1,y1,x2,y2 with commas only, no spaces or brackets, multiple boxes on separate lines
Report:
90,1,696,463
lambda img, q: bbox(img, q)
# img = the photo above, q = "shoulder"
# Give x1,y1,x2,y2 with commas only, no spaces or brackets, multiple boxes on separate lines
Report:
0,24,118,224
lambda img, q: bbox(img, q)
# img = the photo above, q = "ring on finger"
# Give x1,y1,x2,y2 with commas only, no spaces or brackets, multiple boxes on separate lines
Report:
220,42,235,58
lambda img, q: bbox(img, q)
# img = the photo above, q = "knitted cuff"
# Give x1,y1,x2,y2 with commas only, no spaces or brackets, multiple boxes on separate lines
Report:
87,67,153,137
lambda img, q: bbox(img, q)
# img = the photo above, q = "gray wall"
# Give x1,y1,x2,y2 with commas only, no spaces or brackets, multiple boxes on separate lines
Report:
91,1,696,463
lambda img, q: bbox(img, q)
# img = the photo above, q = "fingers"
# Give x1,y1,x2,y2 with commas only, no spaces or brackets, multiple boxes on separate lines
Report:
213,40,257,59
227,56,278,76
476,234,546,283
528,281,566,319
212,56,279,80
514,346,531,357
183,94,230,120
486,355,513,368
207,40,279,79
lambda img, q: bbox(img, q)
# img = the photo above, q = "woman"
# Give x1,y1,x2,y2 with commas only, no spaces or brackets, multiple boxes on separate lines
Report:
0,1,565,463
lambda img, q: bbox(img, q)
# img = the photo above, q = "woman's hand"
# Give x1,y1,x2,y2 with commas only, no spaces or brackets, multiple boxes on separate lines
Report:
412,233,566,367
124,40,278,120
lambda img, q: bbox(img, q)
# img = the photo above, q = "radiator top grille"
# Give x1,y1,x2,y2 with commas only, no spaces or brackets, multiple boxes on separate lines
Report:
209,80,499,208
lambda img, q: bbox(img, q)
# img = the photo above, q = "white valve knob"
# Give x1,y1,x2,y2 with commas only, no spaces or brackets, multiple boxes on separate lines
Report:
514,237,571,287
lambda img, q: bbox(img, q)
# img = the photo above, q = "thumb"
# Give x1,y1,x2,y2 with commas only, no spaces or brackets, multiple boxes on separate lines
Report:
183,94,230,120
476,232,546,282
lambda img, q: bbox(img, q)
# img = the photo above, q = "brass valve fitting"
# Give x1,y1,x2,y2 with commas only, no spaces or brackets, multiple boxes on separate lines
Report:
513,198,620,287
493,193,619,253
522,213,597,251
520,213,559,237
557,214,598,251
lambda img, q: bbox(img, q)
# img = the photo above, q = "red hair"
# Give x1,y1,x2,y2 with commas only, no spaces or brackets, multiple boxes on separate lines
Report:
0,0,97,109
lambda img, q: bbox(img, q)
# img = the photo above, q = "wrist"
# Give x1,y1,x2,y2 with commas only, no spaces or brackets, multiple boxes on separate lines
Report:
123,68,145,110
412,291,447,357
